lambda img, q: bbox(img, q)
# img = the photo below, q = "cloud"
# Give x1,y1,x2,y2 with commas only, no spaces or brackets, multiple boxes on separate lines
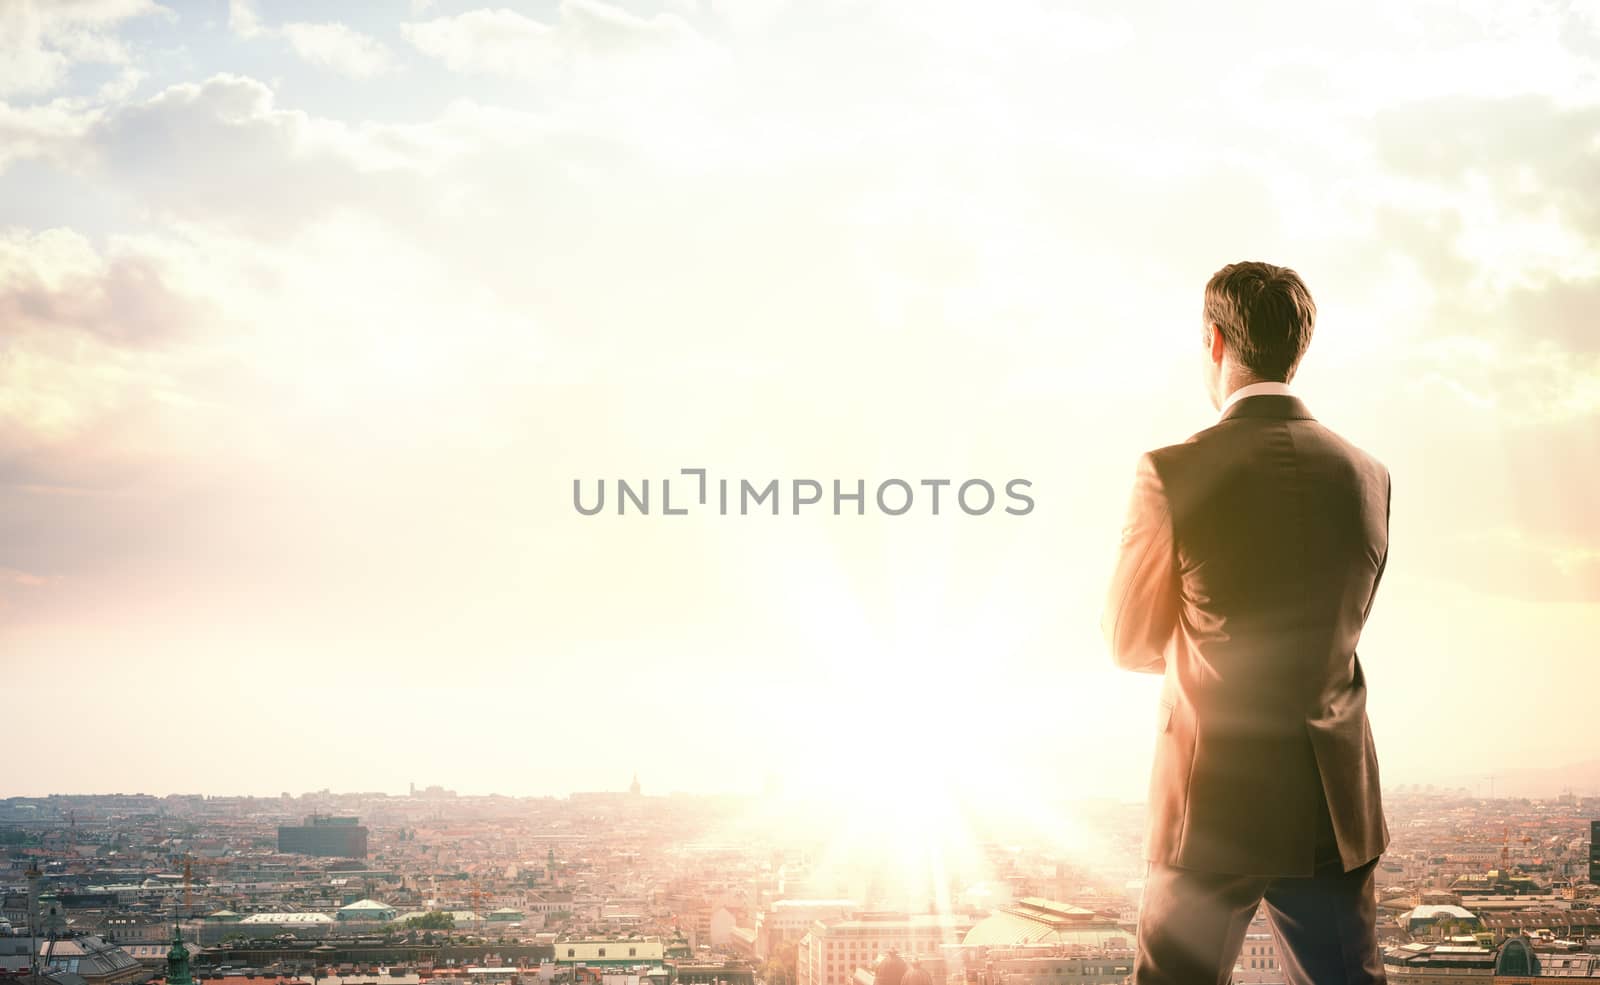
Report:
1436,527,1600,604
0,98,97,173
76,73,670,243
279,22,396,79
1495,277,1600,356
1425,337,1600,421
1391,423,1600,604
226,0,263,39
0,567,51,587
1356,93,1600,431
0,226,202,348
84,74,454,234
0,565,57,619
0,227,214,481
1373,95,1600,258
0,0,166,96
228,1,395,79
402,8,554,79
402,1,713,87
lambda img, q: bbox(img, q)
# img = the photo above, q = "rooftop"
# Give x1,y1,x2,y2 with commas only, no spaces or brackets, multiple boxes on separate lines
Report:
963,899,1125,949
337,900,392,911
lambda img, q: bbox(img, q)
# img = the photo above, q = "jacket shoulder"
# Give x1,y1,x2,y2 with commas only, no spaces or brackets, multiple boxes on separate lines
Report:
1148,416,1391,490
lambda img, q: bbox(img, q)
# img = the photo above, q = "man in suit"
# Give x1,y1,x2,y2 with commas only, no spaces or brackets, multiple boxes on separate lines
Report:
1103,261,1391,985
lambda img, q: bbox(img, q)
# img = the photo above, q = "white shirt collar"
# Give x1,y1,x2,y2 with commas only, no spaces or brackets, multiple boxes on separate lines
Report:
1220,380,1293,417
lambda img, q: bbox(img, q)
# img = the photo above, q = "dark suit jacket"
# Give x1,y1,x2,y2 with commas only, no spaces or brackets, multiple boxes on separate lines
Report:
1103,393,1390,877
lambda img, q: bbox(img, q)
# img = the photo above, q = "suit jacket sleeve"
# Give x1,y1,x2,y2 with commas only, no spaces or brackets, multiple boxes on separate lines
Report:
1362,466,1392,623
1102,452,1179,674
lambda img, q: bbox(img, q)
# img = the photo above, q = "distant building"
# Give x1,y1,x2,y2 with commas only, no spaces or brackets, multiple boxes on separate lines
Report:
963,952,1130,985
728,926,758,959
961,898,1127,949
1590,819,1599,885
709,906,746,948
798,913,976,985
526,894,573,915
675,963,756,985
757,900,858,958
100,913,173,944
1494,936,1541,980
0,936,147,985
1476,907,1600,942
277,814,368,858
1233,911,1281,983
1413,934,1600,983
1,894,27,928
1449,870,1542,896
1500,946,1600,980
552,937,665,970
336,898,397,922
1397,904,1482,937
206,911,338,942
1381,940,1496,983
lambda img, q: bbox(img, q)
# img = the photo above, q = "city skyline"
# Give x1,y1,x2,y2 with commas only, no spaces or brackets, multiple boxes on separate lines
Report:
2,0,1599,803
1,785,1594,985
9,762,1600,801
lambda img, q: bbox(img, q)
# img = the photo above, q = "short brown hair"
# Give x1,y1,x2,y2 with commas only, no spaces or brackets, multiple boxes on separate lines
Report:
1202,261,1317,382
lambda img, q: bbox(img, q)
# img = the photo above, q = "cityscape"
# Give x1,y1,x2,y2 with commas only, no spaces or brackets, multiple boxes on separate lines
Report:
0,780,1596,985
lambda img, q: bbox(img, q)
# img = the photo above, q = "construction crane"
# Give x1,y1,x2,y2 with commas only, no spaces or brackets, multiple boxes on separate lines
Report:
26,864,41,985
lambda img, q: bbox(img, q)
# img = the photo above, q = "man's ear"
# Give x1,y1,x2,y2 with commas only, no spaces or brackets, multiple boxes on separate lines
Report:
1208,323,1226,363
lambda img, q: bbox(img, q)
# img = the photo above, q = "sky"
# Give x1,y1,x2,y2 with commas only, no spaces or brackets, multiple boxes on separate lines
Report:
1,0,1598,804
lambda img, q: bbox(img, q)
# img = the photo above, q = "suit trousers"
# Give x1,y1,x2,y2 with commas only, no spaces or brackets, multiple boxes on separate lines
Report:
1133,794,1387,985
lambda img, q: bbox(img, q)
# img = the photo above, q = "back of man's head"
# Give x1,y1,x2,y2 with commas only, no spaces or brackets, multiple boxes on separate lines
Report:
1203,261,1317,382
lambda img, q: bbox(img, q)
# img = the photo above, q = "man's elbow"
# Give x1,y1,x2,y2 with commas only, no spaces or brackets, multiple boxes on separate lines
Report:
1111,640,1166,674
1103,618,1167,674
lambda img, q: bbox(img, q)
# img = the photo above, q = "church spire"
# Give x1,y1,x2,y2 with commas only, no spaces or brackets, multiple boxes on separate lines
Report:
166,923,193,985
